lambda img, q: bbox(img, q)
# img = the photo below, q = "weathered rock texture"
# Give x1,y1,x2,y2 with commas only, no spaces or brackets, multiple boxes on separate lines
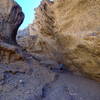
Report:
0,0,25,64
23,0,59,60
0,0,24,45
53,0,100,80
0,0,100,99
0,0,33,82
26,0,100,81
17,25,40,52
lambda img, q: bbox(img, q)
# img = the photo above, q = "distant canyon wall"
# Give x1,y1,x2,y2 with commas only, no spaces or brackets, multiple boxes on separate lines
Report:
0,0,25,64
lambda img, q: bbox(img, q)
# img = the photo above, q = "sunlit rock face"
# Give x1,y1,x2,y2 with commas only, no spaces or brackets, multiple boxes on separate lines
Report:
16,0,100,81
0,0,24,45
31,0,56,57
27,0,100,81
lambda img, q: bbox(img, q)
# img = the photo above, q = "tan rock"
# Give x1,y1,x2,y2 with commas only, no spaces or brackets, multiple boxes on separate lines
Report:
52,0,100,80
28,0,100,81
0,0,25,64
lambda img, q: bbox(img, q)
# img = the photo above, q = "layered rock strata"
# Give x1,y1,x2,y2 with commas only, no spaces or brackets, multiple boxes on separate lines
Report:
53,0,100,80
0,0,25,65
0,0,24,45
0,1,36,86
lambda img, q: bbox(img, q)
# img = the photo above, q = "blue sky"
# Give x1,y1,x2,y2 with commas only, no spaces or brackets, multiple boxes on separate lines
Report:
15,0,42,29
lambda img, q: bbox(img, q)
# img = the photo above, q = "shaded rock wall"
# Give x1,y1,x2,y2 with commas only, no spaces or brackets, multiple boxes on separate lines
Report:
0,0,25,64
12,0,100,81
0,0,24,45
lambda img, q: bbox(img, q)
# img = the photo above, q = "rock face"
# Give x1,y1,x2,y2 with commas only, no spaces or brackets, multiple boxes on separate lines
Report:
53,0,100,80
23,0,59,60
17,35,39,52
0,0,29,73
35,0,54,36
0,0,100,99
4,0,100,81
0,0,25,64
25,0,100,81
0,0,24,45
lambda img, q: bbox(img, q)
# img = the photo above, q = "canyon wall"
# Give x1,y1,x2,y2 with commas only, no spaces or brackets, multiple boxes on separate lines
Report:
0,0,100,99
0,0,25,64
28,0,100,81
53,0,100,80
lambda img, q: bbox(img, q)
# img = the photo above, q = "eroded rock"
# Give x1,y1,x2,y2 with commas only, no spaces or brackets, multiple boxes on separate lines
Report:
53,0,100,81
0,0,24,45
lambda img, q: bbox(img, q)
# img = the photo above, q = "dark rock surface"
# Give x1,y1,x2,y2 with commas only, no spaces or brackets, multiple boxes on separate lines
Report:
0,0,24,45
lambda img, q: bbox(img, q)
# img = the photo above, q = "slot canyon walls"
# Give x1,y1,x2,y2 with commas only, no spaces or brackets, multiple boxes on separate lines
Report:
0,0,100,81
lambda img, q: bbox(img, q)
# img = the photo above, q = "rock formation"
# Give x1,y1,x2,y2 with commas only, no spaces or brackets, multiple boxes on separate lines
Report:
0,0,25,64
1,0,99,82
0,0,24,45
0,0,100,99
21,0,100,81
53,0,100,80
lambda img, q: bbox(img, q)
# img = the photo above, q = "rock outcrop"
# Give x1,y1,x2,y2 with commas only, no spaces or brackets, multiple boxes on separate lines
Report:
23,0,100,81
4,0,99,81
0,0,24,45
0,0,25,64
0,0,100,99
0,0,31,75
21,0,59,60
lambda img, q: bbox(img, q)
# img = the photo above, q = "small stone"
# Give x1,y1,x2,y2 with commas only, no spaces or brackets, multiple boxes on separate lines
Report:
19,80,22,83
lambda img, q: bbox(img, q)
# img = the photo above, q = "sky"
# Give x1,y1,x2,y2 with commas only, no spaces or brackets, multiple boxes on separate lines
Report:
15,0,42,29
